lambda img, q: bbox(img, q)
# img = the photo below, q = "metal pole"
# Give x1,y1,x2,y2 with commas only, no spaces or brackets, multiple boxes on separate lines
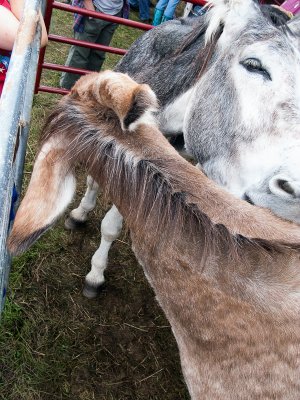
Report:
0,0,43,317
35,0,54,93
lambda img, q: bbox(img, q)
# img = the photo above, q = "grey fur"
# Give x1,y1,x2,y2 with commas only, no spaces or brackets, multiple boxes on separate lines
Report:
115,5,300,222
116,17,209,113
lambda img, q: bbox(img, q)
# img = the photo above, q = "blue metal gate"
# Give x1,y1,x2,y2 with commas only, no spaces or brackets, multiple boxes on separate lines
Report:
0,0,44,316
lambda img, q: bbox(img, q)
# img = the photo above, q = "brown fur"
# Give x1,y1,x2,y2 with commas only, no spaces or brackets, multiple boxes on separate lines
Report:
9,144,72,251
8,71,300,399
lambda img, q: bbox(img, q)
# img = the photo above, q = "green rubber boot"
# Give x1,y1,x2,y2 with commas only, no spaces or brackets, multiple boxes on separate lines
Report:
152,8,164,26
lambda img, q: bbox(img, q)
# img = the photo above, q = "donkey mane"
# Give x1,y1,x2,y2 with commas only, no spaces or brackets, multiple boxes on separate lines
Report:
178,4,291,57
37,92,300,271
85,134,300,262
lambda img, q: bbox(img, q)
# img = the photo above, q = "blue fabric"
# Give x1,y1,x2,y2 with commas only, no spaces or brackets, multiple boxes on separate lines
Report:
9,185,18,224
155,0,180,19
161,14,172,22
129,0,149,20
190,5,206,17
0,54,10,69
72,0,85,33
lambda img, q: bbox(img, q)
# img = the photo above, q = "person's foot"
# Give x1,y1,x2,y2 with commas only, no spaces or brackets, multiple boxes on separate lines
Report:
140,18,151,24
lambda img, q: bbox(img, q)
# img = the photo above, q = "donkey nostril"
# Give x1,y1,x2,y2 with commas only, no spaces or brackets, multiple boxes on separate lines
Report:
277,179,294,195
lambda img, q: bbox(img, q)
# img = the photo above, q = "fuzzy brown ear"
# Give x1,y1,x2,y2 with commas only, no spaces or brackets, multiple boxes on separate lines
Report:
90,71,158,129
7,138,76,256
92,71,139,119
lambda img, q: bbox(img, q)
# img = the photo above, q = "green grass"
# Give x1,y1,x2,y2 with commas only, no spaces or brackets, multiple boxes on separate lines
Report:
0,5,189,400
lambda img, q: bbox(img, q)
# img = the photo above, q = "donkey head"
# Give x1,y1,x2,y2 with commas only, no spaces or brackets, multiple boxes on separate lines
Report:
184,0,300,222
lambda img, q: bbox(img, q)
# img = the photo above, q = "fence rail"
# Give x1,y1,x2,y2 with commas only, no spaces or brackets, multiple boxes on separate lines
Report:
35,0,154,94
0,0,44,317
35,0,207,95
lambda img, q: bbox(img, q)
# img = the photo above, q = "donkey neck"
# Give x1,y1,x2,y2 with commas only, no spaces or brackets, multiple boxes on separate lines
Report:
87,121,300,244
75,116,300,309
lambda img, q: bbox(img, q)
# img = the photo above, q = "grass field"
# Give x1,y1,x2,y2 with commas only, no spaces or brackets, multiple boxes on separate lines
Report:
0,5,189,400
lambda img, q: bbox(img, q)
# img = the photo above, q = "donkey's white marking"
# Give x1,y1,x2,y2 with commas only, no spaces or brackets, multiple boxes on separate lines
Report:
85,205,123,287
128,107,157,132
51,174,76,225
69,175,99,224
158,87,195,135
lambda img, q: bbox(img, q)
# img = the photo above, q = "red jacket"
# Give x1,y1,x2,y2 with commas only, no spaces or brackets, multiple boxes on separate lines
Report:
0,0,12,97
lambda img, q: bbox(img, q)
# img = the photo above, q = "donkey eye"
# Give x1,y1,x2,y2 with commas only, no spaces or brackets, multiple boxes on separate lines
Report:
240,58,271,81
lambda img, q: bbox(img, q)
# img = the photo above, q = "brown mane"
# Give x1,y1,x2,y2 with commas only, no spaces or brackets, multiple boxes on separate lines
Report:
38,89,300,271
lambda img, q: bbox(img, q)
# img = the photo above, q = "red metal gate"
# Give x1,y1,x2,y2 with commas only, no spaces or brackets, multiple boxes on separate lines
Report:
35,0,206,95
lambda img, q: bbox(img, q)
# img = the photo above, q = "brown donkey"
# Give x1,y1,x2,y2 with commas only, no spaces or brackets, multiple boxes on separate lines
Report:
8,71,300,399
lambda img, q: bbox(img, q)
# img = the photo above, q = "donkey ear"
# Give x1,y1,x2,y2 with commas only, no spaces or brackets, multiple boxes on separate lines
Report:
123,84,158,131
205,0,259,45
7,139,76,256
269,174,300,200
91,71,158,130
287,15,300,44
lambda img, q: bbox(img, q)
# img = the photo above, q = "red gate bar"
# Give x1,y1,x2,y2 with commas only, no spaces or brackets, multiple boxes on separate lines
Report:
35,0,153,94
36,0,208,95
184,0,207,4
42,62,93,75
38,85,70,95
53,1,154,30
49,34,127,55
34,0,54,93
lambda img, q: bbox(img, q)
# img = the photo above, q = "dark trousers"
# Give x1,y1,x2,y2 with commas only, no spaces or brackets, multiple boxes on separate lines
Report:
60,11,120,89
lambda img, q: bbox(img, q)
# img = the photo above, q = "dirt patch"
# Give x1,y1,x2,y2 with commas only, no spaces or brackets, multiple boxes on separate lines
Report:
1,173,189,400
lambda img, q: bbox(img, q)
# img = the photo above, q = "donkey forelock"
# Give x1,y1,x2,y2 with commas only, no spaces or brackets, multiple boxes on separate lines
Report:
205,0,292,45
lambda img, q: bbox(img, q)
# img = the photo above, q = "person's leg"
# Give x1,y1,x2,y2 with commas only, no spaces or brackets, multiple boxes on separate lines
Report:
163,0,180,19
152,0,168,25
60,18,100,89
60,32,89,89
87,16,120,72
155,0,168,12
138,0,150,21
152,8,163,25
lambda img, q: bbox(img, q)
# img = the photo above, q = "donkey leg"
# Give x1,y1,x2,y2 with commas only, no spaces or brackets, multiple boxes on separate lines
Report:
83,205,124,299
65,175,99,230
